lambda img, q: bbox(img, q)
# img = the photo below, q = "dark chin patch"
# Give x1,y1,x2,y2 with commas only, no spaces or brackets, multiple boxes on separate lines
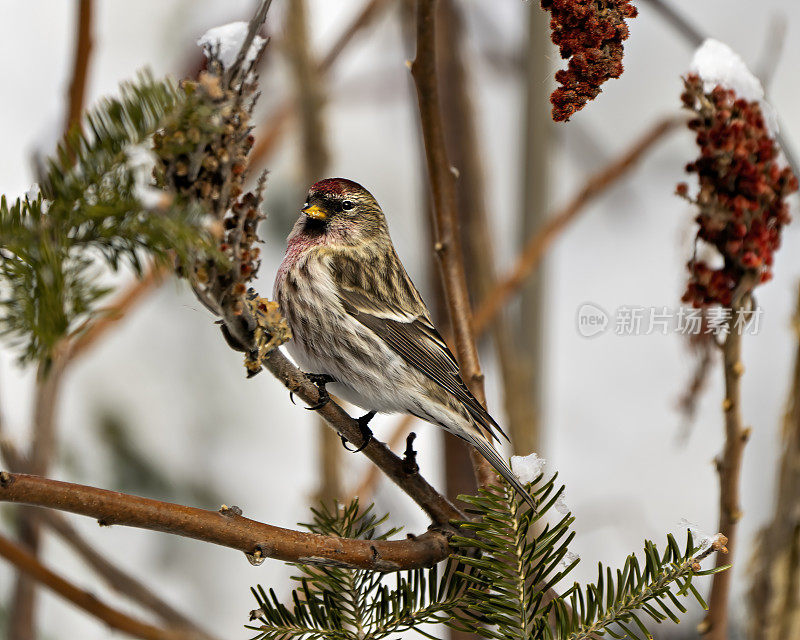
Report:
303,216,328,235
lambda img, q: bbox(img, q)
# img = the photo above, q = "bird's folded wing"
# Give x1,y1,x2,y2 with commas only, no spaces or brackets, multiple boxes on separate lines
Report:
334,273,507,443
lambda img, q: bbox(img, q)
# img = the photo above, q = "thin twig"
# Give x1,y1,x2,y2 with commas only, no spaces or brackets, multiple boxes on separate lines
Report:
350,415,416,502
641,0,800,181
472,116,681,334
64,0,94,136
0,472,451,571
0,440,217,638
260,348,464,524
0,533,193,640
410,0,494,486
248,0,394,170
700,277,757,639
226,0,272,86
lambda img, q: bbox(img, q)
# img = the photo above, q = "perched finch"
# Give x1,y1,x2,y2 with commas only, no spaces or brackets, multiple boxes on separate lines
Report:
274,178,535,508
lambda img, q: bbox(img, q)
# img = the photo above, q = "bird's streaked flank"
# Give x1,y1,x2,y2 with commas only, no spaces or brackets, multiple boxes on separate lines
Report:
274,178,535,509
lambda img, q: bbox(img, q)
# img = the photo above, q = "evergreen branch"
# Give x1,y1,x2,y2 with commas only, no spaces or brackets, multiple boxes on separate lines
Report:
0,71,213,365
446,473,727,640
248,501,465,640
248,476,727,640
567,534,728,639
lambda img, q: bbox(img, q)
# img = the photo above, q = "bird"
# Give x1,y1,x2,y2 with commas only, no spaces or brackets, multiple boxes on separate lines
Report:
273,177,536,509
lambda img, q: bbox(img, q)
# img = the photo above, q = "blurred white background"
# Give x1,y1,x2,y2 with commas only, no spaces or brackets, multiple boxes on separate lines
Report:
0,0,799,637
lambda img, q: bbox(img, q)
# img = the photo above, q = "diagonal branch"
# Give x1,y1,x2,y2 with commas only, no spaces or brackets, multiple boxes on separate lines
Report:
62,265,166,366
0,532,195,640
410,0,494,486
473,115,681,334
0,472,451,571
260,348,464,524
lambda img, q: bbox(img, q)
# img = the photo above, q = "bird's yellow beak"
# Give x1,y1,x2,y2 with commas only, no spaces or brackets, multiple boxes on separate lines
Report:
302,203,327,220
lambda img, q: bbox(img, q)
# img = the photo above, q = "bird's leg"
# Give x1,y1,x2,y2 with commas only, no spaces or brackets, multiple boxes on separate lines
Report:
302,373,336,410
402,432,419,474
340,411,376,453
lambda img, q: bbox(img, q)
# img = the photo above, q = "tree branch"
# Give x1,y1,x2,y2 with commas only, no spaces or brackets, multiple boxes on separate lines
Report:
0,439,217,639
748,282,800,639
0,472,451,571
260,348,464,524
410,0,494,486
12,3,93,633
473,115,681,334
0,532,194,640
9,360,65,640
64,0,94,136
248,0,394,169
700,278,757,639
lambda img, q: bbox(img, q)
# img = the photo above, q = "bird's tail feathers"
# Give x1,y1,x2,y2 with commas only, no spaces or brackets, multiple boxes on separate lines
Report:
462,431,537,511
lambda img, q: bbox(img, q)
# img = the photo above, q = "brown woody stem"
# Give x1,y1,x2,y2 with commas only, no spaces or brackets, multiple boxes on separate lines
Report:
410,0,494,486
702,279,757,638
261,349,464,524
0,472,451,571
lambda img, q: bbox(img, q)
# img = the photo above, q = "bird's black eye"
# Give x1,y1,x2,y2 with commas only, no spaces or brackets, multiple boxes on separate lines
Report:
341,200,354,211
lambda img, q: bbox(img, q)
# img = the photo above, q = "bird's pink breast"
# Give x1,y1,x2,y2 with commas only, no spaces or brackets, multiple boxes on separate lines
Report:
275,230,325,286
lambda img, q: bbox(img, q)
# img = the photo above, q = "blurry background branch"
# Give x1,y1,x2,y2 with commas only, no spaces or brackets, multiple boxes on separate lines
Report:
514,2,552,457
284,0,343,507
437,0,532,504
473,115,682,334
0,532,202,640
64,0,94,136
62,265,166,365
10,2,94,634
748,282,800,640
248,0,394,171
